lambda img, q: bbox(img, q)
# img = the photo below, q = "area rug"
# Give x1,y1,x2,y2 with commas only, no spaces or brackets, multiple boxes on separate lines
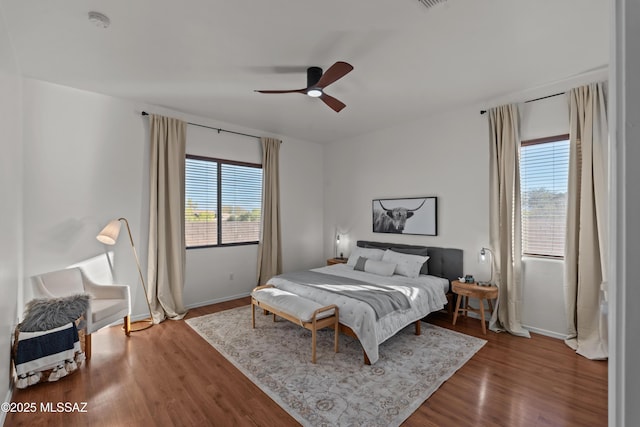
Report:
186,306,486,427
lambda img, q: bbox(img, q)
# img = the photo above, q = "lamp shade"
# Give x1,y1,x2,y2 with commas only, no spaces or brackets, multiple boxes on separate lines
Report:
479,247,494,284
96,219,122,245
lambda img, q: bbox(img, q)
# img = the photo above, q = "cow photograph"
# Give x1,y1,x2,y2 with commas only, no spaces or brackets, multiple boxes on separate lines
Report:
372,197,437,236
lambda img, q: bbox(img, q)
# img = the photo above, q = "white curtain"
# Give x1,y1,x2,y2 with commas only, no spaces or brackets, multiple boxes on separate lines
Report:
564,82,608,359
488,104,530,338
147,114,188,322
257,137,282,285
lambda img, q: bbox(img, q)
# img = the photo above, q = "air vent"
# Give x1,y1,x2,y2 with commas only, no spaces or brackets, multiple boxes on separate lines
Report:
418,0,447,9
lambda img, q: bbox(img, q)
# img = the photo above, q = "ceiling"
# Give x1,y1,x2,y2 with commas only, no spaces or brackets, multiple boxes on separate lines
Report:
1,0,609,144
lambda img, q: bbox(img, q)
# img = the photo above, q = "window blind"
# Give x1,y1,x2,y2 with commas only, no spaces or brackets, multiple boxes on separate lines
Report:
185,156,262,248
520,137,570,257
220,163,262,244
185,158,218,247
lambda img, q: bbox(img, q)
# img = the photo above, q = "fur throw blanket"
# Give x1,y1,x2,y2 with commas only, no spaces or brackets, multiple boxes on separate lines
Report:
19,294,90,332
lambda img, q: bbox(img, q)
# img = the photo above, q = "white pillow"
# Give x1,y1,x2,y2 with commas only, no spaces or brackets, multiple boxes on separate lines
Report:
353,257,397,277
381,249,429,279
346,247,385,267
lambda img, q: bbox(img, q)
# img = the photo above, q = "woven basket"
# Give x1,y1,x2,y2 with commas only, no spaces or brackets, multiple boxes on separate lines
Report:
12,317,86,388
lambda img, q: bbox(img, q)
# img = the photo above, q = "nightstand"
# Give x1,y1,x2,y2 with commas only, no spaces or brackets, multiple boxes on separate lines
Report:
451,280,498,334
327,257,348,266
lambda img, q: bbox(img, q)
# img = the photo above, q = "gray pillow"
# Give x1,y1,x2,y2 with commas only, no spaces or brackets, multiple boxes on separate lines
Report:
391,247,430,275
354,256,368,271
19,294,90,332
353,256,396,277
346,247,385,267
390,247,429,256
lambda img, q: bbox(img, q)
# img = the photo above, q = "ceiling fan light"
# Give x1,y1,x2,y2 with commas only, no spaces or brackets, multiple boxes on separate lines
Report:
307,88,322,98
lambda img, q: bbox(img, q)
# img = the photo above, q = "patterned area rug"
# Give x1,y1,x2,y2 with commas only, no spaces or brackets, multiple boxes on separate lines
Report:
186,306,486,427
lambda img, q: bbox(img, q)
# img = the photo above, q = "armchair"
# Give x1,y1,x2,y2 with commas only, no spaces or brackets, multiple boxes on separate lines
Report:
32,267,131,359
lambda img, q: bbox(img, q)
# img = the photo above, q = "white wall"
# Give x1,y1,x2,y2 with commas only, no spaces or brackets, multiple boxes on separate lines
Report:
0,8,22,421
519,96,571,337
612,0,639,425
323,76,607,338
21,78,324,321
21,79,150,318
183,116,324,308
323,105,490,278
516,70,608,338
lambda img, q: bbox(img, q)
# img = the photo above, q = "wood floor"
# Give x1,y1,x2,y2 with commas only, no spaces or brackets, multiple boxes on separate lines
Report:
6,298,607,427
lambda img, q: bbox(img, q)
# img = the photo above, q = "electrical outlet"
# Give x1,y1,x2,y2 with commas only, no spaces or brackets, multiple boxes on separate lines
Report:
229,273,234,280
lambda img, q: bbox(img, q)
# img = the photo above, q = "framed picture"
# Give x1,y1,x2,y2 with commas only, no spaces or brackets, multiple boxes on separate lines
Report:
372,197,437,236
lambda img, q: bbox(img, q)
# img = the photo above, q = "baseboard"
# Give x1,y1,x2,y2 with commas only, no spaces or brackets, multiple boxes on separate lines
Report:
1,387,12,426
185,292,251,310
3,323,16,426
522,324,568,340
129,312,152,322
453,313,568,341
182,294,569,342
124,292,251,323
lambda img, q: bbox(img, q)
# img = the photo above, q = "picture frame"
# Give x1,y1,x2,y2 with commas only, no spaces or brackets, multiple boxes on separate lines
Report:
372,197,437,236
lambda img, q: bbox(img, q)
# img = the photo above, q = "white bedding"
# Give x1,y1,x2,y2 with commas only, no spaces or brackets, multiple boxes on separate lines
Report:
267,264,449,364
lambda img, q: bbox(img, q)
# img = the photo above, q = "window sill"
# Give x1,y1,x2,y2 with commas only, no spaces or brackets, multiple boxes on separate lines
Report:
522,255,564,263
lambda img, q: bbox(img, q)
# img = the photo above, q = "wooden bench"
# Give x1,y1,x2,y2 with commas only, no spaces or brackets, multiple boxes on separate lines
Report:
251,285,339,363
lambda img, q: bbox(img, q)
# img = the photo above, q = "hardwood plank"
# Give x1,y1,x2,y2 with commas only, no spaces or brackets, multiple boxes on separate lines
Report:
7,298,607,426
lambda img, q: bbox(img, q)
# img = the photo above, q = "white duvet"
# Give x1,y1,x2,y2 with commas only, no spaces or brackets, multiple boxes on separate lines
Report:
267,264,449,364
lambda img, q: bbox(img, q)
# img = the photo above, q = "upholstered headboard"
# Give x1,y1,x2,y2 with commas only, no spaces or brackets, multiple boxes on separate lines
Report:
356,240,463,284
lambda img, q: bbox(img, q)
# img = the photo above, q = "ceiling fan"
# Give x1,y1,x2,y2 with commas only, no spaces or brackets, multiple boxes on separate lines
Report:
254,61,354,112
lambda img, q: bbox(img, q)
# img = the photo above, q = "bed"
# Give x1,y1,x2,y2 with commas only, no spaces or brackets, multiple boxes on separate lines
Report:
265,240,463,364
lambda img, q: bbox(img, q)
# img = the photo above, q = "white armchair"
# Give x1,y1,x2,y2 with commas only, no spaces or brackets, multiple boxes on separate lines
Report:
32,267,131,359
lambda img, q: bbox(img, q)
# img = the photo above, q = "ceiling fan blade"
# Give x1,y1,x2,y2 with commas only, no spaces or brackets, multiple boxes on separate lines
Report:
320,93,346,112
254,88,306,94
316,61,354,89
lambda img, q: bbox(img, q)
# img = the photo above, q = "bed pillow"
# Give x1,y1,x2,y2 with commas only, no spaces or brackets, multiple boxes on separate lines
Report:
346,247,385,267
390,247,428,256
382,250,429,279
353,257,397,277
353,256,368,271
390,247,430,275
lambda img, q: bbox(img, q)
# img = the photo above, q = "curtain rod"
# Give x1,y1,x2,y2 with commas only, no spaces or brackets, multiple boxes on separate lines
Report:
479,91,566,115
141,111,262,140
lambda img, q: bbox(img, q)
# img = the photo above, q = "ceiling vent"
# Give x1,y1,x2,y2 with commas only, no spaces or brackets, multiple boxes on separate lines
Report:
418,0,447,9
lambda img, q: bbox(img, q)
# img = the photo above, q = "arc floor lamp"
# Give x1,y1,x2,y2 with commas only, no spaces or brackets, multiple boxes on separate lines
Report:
97,218,154,332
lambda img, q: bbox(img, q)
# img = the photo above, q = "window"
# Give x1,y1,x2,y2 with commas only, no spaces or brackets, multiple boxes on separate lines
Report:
185,155,262,248
520,135,570,258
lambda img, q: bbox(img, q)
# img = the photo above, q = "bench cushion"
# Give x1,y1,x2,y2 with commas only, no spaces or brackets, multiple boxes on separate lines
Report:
252,288,335,323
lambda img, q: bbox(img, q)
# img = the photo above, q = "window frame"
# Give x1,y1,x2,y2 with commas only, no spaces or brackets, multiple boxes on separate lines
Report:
520,133,570,259
185,154,263,250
